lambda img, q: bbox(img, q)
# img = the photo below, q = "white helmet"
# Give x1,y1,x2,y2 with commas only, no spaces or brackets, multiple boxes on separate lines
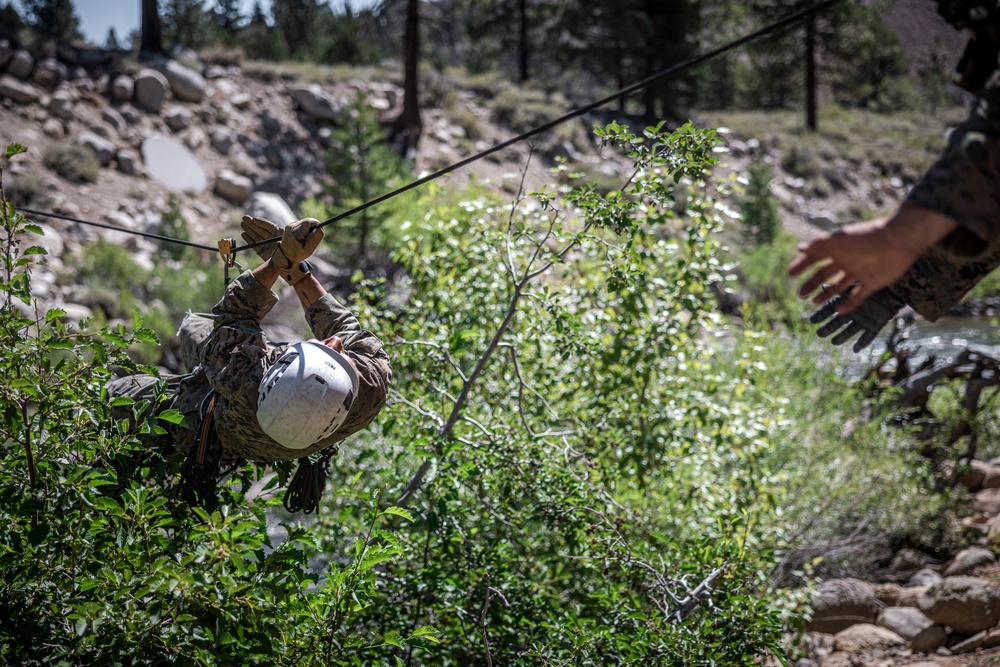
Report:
256,341,360,450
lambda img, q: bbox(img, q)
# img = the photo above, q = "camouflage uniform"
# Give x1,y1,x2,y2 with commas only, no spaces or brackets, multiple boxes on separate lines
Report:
816,7,1000,341
890,5,1000,319
108,270,391,464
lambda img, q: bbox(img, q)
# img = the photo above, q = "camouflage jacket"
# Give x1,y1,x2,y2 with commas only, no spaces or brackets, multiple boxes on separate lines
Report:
170,271,391,463
896,23,1000,319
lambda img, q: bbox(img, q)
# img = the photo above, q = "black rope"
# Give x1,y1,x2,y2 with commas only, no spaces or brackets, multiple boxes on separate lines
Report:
18,206,218,252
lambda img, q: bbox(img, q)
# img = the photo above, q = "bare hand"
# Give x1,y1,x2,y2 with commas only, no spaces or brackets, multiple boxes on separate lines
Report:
788,207,957,315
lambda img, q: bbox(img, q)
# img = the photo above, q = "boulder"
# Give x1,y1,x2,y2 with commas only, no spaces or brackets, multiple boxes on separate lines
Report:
918,576,1000,634
164,105,192,132
110,74,134,102
154,59,206,103
231,92,252,110
42,118,64,139
876,583,928,608
102,107,127,132
808,579,880,634
954,460,994,491
974,487,1000,515
876,607,947,652
141,134,207,194
984,464,1000,489
291,83,342,123
119,104,139,124
115,149,140,176
133,69,169,113
32,58,66,89
832,623,907,653
259,110,282,137
52,303,94,326
0,75,38,104
819,653,851,667
949,630,986,654
0,39,11,68
944,547,996,577
891,548,937,573
908,568,942,588
75,132,116,166
5,49,33,79
48,90,73,120
210,126,237,154
214,169,253,204
245,192,297,225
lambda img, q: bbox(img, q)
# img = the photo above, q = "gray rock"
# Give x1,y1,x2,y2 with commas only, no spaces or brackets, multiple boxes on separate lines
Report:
918,576,1000,635
832,623,907,653
973,487,1000,515
891,548,937,573
0,39,11,69
231,92,252,110
164,105,192,132
950,630,987,654
808,579,880,634
214,169,253,204
245,192,297,226
183,128,206,150
5,49,33,79
116,149,140,175
210,126,237,154
110,74,134,102
291,83,342,123
42,118,64,139
52,303,94,326
983,464,1000,489
118,104,139,124
155,59,206,103
141,134,207,194
102,107,127,132
133,69,170,113
75,132,116,166
0,75,38,104
33,58,66,89
259,110,282,137
908,568,943,588
48,90,73,120
876,607,947,652
804,211,838,231
944,547,996,576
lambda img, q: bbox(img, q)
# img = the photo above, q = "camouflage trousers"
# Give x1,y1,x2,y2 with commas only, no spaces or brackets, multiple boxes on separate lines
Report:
106,312,216,453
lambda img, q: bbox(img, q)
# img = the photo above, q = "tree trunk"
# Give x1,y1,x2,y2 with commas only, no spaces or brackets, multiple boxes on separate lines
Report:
141,0,163,54
518,0,529,82
391,0,422,158
805,15,817,131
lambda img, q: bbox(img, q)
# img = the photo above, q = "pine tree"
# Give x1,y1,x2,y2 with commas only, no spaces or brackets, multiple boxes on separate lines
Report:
21,0,83,43
214,0,243,33
271,0,322,58
105,26,123,50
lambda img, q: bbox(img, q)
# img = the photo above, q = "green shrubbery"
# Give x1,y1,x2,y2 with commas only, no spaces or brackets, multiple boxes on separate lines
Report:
0,125,803,665
42,141,101,183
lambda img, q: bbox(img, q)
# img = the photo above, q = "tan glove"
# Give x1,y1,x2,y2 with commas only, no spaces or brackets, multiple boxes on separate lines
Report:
240,215,280,261
273,218,324,285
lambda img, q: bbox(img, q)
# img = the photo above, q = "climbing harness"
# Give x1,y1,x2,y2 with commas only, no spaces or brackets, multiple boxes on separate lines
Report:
179,388,223,510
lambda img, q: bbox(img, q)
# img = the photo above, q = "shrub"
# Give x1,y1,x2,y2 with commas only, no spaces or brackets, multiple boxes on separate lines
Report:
740,155,780,247
43,141,100,183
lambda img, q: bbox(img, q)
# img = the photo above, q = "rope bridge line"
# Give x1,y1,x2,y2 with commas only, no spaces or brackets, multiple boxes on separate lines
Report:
13,0,846,265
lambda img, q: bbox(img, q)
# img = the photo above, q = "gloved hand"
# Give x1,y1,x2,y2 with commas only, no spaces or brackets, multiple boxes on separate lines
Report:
809,285,907,352
240,215,280,261
273,218,324,285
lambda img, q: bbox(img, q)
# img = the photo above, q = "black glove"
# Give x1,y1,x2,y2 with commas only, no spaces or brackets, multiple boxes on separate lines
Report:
809,285,907,352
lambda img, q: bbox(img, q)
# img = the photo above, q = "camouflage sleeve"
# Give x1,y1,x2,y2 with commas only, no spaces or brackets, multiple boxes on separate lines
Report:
304,294,392,448
199,270,279,404
905,68,1000,259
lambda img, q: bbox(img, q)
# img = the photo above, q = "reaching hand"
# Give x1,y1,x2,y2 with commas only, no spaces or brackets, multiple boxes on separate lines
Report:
240,215,280,261
809,286,907,352
788,218,920,315
788,207,958,315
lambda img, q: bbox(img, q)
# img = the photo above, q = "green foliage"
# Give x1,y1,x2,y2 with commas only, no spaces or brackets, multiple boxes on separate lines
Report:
740,155,780,247
157,194,191,261
43,142,101,184
19,0,81,43
0,145,427,665
312,92,412,262
0,126,796,664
